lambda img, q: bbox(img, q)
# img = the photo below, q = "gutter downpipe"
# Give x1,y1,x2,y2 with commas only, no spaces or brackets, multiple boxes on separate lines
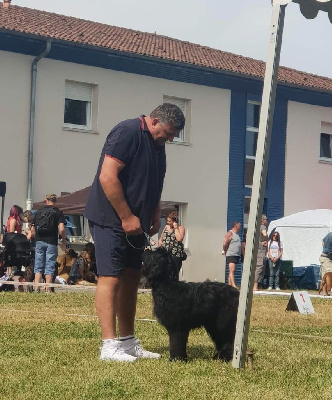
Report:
26,39,52,210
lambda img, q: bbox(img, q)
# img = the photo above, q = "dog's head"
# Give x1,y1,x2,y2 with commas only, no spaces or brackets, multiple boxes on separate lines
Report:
141,248,178,287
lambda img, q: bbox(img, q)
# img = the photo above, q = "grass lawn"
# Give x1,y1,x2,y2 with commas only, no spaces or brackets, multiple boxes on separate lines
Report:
0,291,331,400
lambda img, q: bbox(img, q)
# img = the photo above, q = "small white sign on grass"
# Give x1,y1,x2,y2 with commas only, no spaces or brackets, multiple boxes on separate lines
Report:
286,291,315,314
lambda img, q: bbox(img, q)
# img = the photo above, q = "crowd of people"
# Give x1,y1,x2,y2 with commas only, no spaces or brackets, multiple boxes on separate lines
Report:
223,215,284,291
0,194,98,291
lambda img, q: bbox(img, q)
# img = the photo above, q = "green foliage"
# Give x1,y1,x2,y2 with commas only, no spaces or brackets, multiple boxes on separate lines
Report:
0,292,331,399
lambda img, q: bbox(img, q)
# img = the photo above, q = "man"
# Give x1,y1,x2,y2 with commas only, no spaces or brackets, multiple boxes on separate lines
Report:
84,103,185,362
319,232,332,277
222,222,241,288
34,194,68,292
253,214,268,291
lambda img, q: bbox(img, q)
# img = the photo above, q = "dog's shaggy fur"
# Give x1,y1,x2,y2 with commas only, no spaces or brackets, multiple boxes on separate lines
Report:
142,248,239,361
319,272,332,296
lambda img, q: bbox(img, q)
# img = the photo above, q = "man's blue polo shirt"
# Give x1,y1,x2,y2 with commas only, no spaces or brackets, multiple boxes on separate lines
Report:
84,116,166,232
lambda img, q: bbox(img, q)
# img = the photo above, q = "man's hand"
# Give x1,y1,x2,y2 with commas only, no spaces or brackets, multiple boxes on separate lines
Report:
122,214,142,235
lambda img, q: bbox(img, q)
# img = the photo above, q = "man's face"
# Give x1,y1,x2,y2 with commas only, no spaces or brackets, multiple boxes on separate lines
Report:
150,119,179,146
235,223,241,232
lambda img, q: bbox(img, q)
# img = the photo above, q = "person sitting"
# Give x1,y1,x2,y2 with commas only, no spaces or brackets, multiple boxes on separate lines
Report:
54,249,78,284
69,243,97,285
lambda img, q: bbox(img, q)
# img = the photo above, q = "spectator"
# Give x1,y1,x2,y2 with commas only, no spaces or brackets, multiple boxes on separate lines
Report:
33,194,68,292
267,231,283,290
3,205,23,277
222,221,241,288
241,231,247,263
21,210,36,248
69,243,97,285
253,215,268,291
6,205,23,234
84,103,185,362
158,211,186,280
54,248,78,284
319,232,332,278
21,210,36,287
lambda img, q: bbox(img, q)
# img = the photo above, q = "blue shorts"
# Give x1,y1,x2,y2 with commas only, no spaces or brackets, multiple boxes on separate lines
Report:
34,241,58,276
89,221,146,276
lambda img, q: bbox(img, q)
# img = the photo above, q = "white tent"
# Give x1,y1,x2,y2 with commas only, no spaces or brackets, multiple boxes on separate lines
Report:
268,209,332,267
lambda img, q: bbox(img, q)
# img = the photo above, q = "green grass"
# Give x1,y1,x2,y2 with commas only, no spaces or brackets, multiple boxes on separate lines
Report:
0,292,331,399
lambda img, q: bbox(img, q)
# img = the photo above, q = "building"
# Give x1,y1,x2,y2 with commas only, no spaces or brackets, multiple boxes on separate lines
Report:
1,2,332,282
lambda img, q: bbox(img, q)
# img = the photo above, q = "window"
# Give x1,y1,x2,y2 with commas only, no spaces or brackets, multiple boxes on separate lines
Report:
64,81,94,130
245,101,261,187
242,100,261,238
319,122,332,162
163,95,189,143
320,133,332,159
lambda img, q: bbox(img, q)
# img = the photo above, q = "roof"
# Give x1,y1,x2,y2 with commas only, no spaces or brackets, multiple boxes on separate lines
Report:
269,209,332,229
32,186,176,216
1,3,332,93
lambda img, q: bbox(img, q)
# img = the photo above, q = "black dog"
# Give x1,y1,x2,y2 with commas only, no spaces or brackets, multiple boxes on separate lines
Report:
142,248,239,361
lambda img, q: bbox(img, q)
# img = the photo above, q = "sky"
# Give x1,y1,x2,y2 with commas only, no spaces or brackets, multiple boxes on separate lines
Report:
13,0,332,78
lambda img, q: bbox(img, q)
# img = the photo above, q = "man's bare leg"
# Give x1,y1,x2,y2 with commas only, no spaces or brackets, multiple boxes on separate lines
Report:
95,276,120,339
228,262,237,288
45,274,53,292
34,272,42,292
117,268,141,337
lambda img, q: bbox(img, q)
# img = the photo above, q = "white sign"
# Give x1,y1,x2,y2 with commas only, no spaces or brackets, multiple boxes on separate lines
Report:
286,291,315,314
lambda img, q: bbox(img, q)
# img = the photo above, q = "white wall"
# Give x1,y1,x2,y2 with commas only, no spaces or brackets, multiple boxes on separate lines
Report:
0,50,231,281
285,101,332,216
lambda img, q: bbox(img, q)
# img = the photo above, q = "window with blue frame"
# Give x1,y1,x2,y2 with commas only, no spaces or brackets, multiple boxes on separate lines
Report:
245,101,260,188
243,101,261,235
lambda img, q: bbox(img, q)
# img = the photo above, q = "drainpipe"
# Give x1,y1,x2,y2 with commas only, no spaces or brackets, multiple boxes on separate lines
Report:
26,39,52,210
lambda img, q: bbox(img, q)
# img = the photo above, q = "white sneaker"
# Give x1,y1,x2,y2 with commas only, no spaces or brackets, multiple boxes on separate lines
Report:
275,287,281,291
267,287,272,290
55,276,67,285
100,341,137,362
122,338,160,359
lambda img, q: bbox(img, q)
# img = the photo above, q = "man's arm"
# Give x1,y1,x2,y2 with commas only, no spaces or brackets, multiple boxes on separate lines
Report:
223,231,233,254
58,222,67,242
99,156,142,235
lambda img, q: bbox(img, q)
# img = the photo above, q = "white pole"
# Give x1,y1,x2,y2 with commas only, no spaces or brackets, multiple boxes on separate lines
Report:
232,1,288,369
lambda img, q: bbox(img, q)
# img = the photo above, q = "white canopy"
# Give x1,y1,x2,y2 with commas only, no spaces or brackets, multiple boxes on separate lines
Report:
268,209,332,267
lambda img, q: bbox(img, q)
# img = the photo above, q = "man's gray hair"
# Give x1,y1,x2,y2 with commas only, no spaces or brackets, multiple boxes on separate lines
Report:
150,103,185,130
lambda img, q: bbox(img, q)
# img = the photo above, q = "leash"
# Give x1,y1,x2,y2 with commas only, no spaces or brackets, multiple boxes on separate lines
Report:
125,232,155,250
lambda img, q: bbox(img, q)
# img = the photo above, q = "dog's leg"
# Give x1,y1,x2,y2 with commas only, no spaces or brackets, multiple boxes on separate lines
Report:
168,330,189,361
323,282,328,296
205,322,235,362
326,276,332,296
